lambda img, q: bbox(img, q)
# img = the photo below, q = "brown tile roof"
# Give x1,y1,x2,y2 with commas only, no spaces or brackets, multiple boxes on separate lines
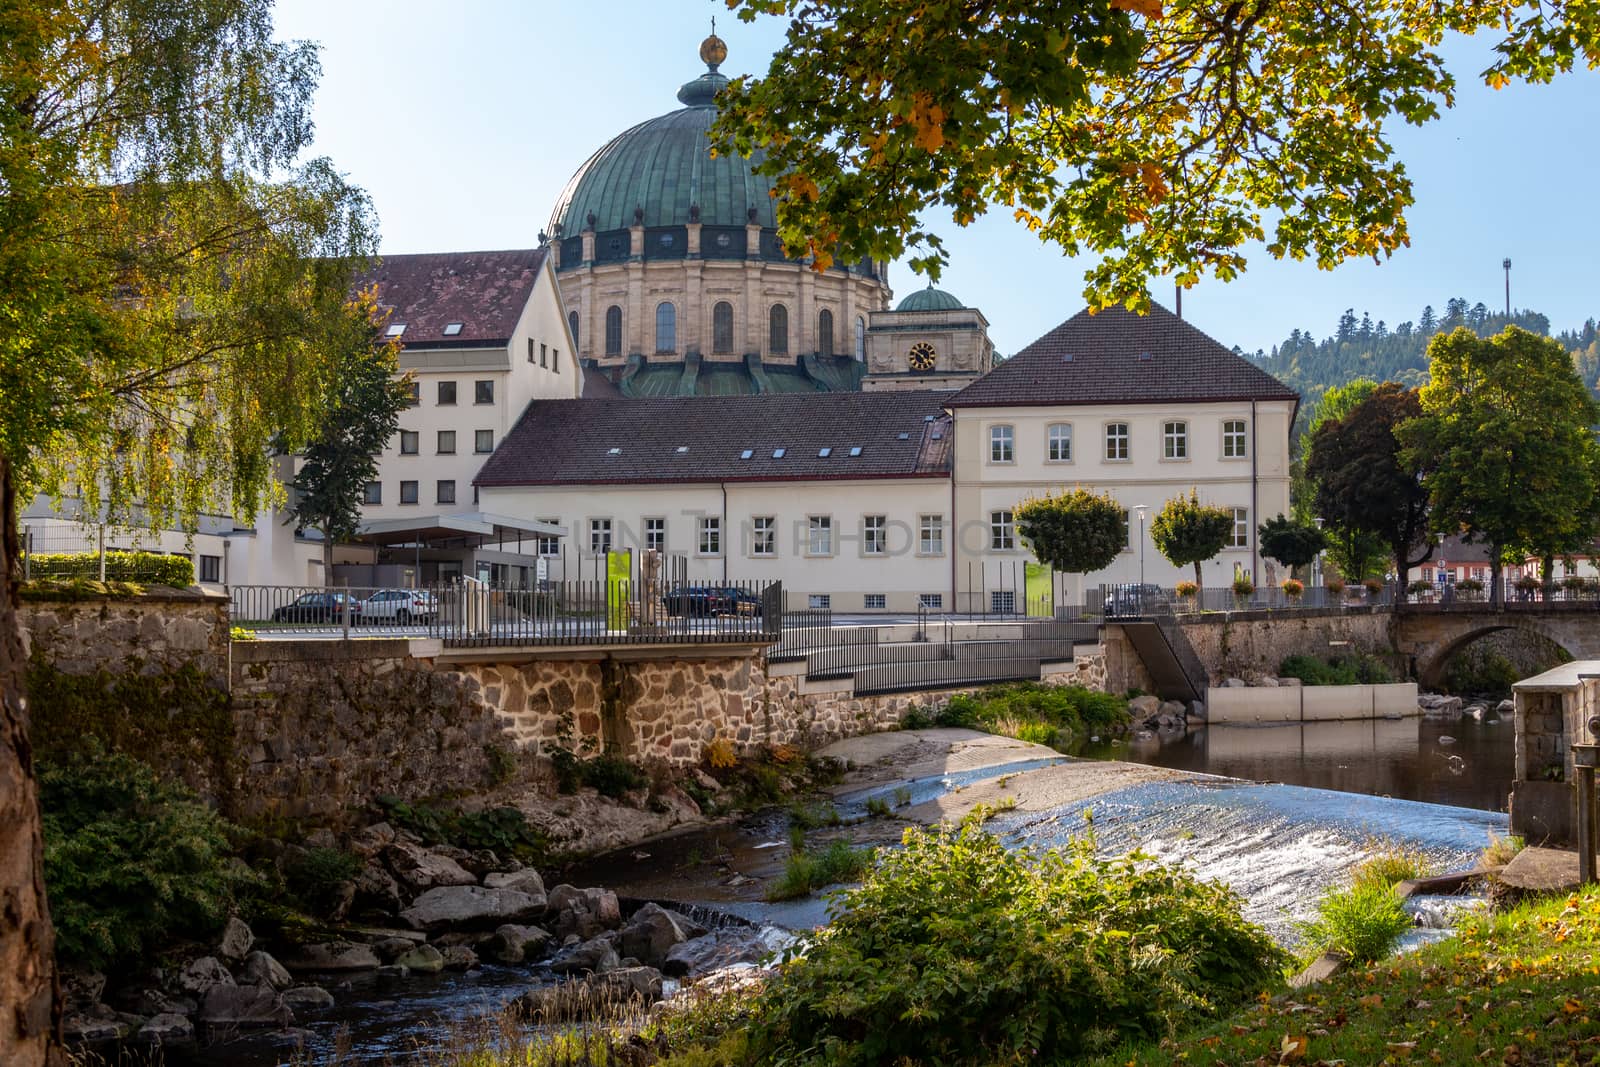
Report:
580,362,623,399
475,392,953,487
947,303,1298,408
360,249,547,349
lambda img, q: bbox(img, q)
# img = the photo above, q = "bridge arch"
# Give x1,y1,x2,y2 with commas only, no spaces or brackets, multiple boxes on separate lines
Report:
1405,615,1586,690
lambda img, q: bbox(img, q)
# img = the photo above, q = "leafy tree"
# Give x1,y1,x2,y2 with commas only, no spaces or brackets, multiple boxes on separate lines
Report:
1323,527,1390,585
1258,515,1327,572
0,4,373,1057
1305,383,1434,601
285,291,413,577
716,0,1600,306
1398,327,1600,608
1150,491,1234,591
1014,489,1126,577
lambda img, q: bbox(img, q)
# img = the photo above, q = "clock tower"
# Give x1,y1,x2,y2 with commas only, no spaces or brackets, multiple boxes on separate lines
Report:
862,283,995,392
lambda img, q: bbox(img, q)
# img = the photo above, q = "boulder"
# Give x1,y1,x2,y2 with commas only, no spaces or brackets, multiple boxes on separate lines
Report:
198,984,292,1028
547,885,622,939
693,770,723,793
305,828,338,850
548,935,622,976
63,1013,128,1043
515,967,663,1023
395,944,446,974
216,917,254,963
1418,693,1463,719
351,862,405,915
372,937,419,963
662,928,793,979
619,904,708,967
114,986,187,1018
377,964,410,979
1128,694,1161,718
138,1012,195,1045
282,985,335,1011
241,950,292,991
279,941,381,973
1497,699,1515,716
1255,676,1281,688
385,841,477,890
486,923,551,964
347,822,396,858
1278,677,1303,688
439,945,480,970
1222,677,1248,688
1157,700,1186,719
60,969,106,1012
177,957,235,997
400,885,545,931
483,867,548,908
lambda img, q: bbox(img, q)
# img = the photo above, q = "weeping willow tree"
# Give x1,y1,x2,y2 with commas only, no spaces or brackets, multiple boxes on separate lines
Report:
0,4,376,1061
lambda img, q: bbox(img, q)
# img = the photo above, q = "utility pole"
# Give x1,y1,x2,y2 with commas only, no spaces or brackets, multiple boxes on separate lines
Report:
1504,258,1512,318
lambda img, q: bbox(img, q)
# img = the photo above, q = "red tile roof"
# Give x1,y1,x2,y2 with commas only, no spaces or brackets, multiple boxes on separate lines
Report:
360,249,547,349
948,303,1298,408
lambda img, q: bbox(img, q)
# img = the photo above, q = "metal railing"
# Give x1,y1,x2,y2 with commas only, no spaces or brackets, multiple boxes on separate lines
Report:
231,584,436,638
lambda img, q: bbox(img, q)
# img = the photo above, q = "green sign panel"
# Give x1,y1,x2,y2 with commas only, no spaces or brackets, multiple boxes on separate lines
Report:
606,550,632,631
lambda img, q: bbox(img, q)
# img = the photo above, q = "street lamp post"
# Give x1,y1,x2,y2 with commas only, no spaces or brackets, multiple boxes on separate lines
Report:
1313,517,1325,599
1133,505,1149,588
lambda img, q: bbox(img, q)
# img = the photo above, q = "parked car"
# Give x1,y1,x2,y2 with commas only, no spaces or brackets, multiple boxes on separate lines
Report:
361,588,438,625
662,585,763,618
1102,583,1171,618
270,591,362,623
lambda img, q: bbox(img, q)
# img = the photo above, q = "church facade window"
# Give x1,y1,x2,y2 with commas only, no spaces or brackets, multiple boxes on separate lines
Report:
605,305,623,356
568,310,579,350
818,309,834,358
712,301,734,354
769,305,788,354
655,302,677,353
854,316,865,361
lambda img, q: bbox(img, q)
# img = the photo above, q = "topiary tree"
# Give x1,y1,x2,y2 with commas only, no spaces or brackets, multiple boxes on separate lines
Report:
1258,514,1327,572
1014,489,1126,579
1150,490,1234,591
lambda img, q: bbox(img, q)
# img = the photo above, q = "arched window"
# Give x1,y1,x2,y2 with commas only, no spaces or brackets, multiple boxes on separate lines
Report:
769,305,788,354
712,301,734,354
854,315,866,361
818,309,835,358
568,310,580,350
604,305,623,355
655,302,676,353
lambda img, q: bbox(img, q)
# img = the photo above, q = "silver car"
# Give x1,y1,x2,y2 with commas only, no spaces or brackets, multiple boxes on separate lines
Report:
361,588,437,625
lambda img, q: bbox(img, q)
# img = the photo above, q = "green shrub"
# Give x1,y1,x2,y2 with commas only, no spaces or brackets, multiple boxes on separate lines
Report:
1294,880,1413,963
934,693,982,729
548,748,647,797
766,839,875,901
40,750,257,972
285,847,362,917
788,801,842,829
26,550,194,586
1351,845,1434,891
1279,653,1393,686
1016,720,1059,746
753,825,1288,1062
901,704,934,729
375,797,549,864
1444,645,1521,696
864,796,892,818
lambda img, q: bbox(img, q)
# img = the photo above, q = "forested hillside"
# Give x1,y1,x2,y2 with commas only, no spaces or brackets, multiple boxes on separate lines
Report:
1244,298,1600,438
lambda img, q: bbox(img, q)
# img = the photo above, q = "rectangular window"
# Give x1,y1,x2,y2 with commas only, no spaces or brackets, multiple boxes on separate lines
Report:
644,517,666,552
527,338,536,364
437,429,456,454
552,349,560,373
362,481,382,505
407,380,420,406
863,514,887,555
698,517,722,555
437,380,457,405
1105,422,1129,461
399,430,419,455
919,514,944,555
989,424,1014,463
590,518,612,553
400,480,419,505
1223,418,1248,458
864,593,886,610
537,518,560,557
808,594,832,610
990,510,1015,551
991,590,1016,614
918,593,943,610
474,379,494,404
475,429,494,454
751,516,776,557
807,515,833,556
1230,507,1249,549
198,554,221,583
436,479,456,505
1163,420,1188,460
1048,423,1073,462
540,342,548,368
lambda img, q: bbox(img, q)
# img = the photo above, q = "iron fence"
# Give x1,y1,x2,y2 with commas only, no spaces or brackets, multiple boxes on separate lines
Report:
230,584,436,638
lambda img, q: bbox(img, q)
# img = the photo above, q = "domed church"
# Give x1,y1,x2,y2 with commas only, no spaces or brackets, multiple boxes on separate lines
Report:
543,33,993,397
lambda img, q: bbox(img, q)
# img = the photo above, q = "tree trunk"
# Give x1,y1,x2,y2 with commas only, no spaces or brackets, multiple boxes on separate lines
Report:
0,455,63,1066
1490,552,1504,610
1193,560,1203,595
1542,554,1555,601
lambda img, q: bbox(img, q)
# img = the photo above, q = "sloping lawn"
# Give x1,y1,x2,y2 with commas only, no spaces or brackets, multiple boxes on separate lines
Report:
1099,887,1600,1066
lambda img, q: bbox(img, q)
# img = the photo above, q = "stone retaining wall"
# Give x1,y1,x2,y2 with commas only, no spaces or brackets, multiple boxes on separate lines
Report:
19,589,229,688
1177,609,1395,684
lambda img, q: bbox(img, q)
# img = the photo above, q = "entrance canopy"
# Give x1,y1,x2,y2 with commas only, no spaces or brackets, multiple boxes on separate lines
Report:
353,511,563,549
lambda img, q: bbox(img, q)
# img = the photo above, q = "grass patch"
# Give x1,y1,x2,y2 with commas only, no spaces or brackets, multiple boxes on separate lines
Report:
1484,831,1526,867
1351,843,1436,891
766,839,875,901
1279,652,1395,685
787,801,842,829
1294,880,1414,964
928,682,1129,750
1100,887,1600,1067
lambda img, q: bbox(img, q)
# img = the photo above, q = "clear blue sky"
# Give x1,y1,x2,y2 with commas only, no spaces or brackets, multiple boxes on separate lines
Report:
272,0,1600,358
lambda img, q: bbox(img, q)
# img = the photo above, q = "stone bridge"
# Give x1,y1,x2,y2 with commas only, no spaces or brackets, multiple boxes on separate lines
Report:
1391,604,1600,687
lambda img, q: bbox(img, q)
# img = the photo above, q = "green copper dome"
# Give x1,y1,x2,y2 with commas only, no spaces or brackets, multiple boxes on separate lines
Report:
896,285,964,312
546,38,777,237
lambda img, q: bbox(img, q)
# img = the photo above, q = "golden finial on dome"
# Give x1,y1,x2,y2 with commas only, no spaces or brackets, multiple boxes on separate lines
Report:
700,17,727,71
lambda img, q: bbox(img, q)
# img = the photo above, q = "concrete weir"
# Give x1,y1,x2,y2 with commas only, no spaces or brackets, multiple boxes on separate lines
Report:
1207,683,1420,724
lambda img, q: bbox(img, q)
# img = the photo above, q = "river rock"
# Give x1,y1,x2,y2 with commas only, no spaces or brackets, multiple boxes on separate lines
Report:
693,770,723,793
1497,699,1515,716
1221,677,1247,688
60,968,106,1012
401,885,545,930
377,964,410,979
241,950,291,991
547,885,622,939
177,957,235,997
348,822,396,858
280,941,381,973
217,917,254,962
64,1013,128,1043
351,862,405,915
440,945,479,970
282,985,335,1011
486,923,551,964
484,867,548,907
1278,677,1303,688
1128,694,1161,718
138,1012,195,1045
1464,703,1489,721
371,937,419,963
1418,693,1463,719
618,903,706,967
1439,735,1457,745
198,984,292,1027
385,841,477,890
114,986,187,1018
662,928,791,979
395,944,446,974
549,935,622,976
515,966,663,1023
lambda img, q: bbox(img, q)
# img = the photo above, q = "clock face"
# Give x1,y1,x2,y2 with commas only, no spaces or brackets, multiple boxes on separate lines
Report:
907,341,937,372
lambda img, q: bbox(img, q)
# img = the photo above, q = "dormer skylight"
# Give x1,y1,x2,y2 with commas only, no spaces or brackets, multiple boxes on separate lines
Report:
772,448,786,459
740,449,754,459
442,322,463,336
818,447,832,457
607,447,622,456
849,446,863,457
675,446,689,454
897,432,910,440
385,323,406,337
